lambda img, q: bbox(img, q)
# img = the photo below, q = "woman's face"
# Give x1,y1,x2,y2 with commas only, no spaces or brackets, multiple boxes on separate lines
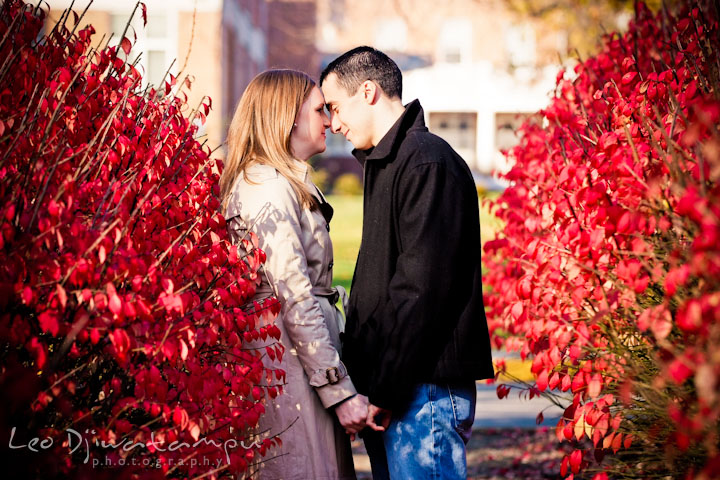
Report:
290,86,331,161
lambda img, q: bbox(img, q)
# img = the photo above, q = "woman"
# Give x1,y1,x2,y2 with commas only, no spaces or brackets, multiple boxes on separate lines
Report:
219,70,366,479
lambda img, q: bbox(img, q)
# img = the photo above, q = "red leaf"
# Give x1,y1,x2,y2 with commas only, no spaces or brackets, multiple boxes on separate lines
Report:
131,275,143,292
571,372,586,393
22,287,33,305
587,374,602,398
569,449,583,474
110,328,131,362
621,71,637,85
179,339,188,361
56,285,67,309
561,455,569,477
108,292,122,315
161,277,174,294
536,369,549,391
162,340,177,361
189,422,200,441
28,338,47,370
510,301,523,320
668,358,693,384
561,374,572,392
38,311,59,336
120,37,132,55
173,406,189,430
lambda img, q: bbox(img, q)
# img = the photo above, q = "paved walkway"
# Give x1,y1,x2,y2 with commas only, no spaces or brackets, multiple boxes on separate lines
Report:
474,383,564,428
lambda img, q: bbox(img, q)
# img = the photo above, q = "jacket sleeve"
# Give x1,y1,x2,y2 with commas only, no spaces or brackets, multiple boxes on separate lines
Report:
231,177,357,408
368,159,477,410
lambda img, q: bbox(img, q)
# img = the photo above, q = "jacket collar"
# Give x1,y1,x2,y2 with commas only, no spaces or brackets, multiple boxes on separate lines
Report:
291,159,334,222
246,160,328,210
288,158,310,183
352,99,425,164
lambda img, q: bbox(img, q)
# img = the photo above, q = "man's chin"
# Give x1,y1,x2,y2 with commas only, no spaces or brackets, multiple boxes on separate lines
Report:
349,138,371,150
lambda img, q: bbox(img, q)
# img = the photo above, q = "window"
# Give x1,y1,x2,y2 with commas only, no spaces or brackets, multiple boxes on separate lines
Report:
494,112,533,152
429,112,477,164
109,11,177,88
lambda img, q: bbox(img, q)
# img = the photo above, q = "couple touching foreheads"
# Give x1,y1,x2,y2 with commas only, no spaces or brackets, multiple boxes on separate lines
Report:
219,47,494,480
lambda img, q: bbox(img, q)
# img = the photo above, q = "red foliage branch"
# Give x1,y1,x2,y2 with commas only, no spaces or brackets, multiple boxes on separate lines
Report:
0,2,282,478
484,1,720,478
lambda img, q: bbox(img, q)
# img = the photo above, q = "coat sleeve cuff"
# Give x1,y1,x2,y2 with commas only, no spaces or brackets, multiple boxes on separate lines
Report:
314,375,357,409
308,361,349,387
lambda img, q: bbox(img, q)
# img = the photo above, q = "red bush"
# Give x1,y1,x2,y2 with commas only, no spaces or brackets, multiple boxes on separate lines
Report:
0,2,282,478
484,1,720,478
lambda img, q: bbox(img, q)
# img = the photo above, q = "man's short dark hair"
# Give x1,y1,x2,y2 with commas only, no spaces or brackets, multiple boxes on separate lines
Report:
320,46,402,99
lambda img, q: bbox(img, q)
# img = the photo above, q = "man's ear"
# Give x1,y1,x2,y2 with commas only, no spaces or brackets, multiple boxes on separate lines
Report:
361,80,380,105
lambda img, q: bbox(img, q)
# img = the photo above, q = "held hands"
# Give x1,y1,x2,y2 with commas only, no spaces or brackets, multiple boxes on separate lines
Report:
367,403,391,432
335,394,370,441
334,395,392,441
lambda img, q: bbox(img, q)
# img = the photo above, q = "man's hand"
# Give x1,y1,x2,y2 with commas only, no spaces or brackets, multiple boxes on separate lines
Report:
367,403,391,432
335,394,369,440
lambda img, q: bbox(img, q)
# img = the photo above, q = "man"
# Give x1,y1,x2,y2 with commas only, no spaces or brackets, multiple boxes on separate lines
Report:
320,46,494,479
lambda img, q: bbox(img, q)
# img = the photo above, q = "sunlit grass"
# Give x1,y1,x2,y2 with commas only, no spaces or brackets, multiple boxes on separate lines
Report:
327,194,362,292
479,191,503,247
496,356,535,383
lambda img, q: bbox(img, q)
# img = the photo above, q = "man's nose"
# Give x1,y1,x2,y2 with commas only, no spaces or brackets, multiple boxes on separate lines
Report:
330,114,341,133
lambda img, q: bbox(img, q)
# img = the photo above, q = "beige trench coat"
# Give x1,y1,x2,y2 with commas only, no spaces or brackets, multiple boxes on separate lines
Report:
225,161,357,480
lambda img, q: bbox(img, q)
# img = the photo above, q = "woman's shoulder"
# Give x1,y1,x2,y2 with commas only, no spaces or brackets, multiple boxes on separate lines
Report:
242,163,278,182
225,164,298,219
235,164,296,196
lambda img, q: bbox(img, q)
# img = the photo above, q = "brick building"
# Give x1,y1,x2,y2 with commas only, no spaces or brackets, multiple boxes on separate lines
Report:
46,0,318,153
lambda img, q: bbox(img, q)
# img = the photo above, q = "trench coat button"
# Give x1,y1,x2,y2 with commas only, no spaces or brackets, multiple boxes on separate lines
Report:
328,261,334,270
325,223,330,231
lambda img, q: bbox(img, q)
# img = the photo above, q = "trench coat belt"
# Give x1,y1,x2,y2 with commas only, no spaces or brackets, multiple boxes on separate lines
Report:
310,285,349,318
254,285,348,311
311,285,339,303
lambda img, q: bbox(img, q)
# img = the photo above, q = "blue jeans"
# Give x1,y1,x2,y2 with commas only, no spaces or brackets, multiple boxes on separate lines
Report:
363,381,476,480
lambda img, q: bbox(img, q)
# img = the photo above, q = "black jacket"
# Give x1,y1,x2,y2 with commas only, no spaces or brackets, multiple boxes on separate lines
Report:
343,99,494,412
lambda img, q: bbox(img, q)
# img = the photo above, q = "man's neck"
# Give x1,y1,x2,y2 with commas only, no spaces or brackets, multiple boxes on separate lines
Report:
371,99,407,147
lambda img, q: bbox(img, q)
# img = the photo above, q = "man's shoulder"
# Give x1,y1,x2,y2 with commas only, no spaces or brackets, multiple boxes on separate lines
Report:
399,129,463,166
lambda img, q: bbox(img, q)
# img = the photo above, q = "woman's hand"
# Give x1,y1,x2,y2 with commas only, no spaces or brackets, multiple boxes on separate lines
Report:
335,394,370,440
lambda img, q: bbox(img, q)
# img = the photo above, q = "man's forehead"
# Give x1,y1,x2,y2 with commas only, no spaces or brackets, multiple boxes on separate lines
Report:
322,80,342,105
322,74,347,98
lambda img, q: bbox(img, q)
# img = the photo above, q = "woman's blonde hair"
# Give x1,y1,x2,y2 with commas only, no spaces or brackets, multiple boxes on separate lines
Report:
220,69,318,212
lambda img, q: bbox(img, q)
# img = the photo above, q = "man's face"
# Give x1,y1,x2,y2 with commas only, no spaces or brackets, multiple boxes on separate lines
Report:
321,73,373,150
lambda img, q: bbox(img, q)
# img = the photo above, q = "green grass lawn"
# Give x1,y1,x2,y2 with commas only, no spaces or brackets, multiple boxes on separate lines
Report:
328,191,504,292
328,194,363,292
